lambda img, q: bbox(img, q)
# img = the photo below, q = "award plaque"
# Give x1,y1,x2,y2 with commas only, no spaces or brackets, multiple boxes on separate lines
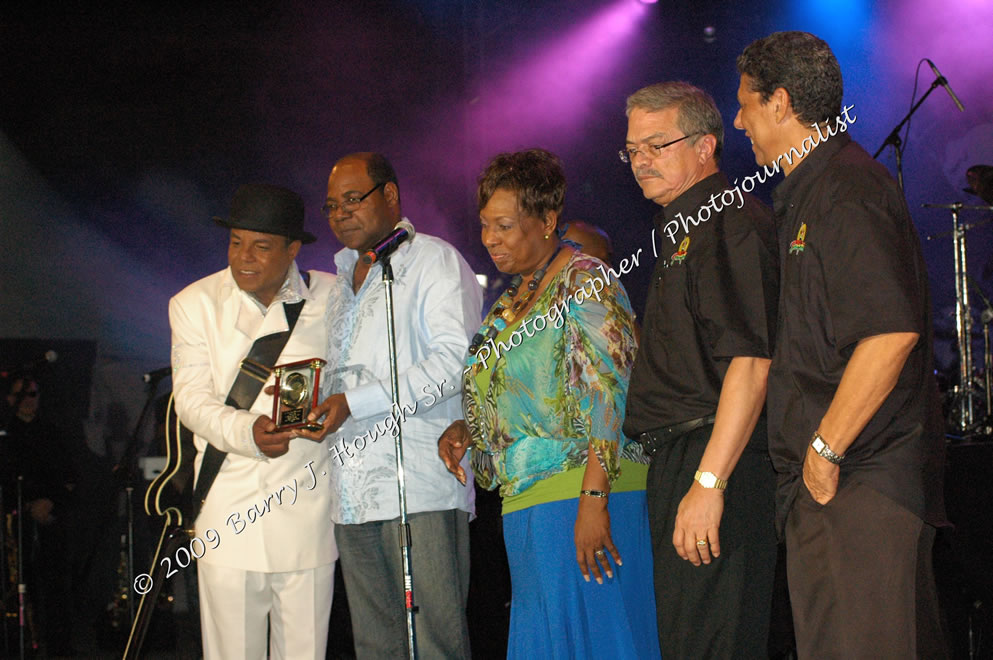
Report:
271,358,326,432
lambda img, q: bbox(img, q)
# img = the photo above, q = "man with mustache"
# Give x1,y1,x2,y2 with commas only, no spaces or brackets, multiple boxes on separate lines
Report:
621,82,780,657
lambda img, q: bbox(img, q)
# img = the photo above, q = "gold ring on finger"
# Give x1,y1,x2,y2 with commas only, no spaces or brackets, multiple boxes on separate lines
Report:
696,539,708,546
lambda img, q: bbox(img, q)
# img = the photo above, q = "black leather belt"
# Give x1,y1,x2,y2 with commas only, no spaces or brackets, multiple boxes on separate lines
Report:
637,414,717,457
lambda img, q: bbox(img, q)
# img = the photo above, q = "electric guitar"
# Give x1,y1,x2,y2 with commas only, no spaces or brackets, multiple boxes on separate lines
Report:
122,395,194,660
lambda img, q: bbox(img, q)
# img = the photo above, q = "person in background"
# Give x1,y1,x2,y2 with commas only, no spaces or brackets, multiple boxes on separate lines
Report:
1,375,76,657
964,164,993,205
559,220,614,265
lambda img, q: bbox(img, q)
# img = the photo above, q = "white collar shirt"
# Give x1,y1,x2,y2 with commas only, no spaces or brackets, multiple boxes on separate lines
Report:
323,219,480,524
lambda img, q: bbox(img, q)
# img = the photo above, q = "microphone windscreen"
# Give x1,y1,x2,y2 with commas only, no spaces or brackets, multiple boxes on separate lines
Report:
396,219,415,240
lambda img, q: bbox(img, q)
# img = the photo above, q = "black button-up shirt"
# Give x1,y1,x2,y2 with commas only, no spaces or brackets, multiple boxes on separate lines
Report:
623,172,778,438
767,132,945,527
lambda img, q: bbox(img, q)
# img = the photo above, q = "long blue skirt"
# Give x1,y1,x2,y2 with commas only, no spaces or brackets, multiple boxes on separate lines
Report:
503,490,661,659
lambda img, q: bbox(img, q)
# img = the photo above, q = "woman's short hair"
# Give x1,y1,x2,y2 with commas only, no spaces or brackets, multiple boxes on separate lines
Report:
477,148,566,220
736,31,843,126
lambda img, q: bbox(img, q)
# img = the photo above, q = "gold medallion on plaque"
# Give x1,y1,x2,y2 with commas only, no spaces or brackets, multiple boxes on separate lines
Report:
271,358,326,431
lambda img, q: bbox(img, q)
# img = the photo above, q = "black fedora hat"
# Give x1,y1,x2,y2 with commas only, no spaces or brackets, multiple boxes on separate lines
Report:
213,183,317,244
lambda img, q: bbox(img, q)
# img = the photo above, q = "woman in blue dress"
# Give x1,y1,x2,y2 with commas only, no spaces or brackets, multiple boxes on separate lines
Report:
439,149,660,659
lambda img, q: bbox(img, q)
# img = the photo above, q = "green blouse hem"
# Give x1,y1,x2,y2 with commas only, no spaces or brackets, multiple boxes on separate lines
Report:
501,458,648,516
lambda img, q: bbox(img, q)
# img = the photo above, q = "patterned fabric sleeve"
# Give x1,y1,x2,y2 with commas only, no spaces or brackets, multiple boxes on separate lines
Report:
469,439,499,490
462,252,640,495
556,260,639,483
462,319,501,491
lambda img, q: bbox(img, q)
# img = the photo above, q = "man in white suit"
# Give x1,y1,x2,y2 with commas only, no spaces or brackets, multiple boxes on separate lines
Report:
169,183,336,659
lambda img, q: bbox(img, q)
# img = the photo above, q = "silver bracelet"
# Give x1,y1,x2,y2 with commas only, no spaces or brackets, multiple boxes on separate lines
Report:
580,489,608,498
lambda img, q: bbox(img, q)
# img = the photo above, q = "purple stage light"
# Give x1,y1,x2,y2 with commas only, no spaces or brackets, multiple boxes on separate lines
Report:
881,0,993,91
876,0,993,189
466,0,649,153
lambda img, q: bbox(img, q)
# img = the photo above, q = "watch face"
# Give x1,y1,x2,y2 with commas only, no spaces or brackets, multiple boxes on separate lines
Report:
698,472,716,488
812,437,826,453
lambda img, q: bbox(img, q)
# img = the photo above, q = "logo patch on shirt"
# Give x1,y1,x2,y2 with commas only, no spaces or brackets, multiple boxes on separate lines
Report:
789,223,807,255
671,236,690,264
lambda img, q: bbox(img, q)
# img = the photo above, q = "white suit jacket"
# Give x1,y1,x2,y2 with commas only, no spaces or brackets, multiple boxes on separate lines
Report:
169,264,337,572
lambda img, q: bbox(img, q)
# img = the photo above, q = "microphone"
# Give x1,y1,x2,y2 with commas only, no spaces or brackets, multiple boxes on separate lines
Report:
926,59,965,112
362,220,415,265
143,366,172,384
0,350,58,377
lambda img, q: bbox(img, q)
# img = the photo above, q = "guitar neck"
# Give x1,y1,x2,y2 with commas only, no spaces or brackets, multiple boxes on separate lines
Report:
122,514,190,660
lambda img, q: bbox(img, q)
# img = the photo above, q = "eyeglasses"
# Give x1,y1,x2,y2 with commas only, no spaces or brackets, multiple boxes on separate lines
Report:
619,132,702,163
321,182,385,219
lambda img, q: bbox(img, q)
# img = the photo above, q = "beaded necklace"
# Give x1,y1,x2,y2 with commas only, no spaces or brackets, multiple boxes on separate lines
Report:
466,246,561,369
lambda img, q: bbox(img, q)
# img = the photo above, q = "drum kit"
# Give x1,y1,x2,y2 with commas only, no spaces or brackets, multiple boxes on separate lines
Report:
925,165,993,440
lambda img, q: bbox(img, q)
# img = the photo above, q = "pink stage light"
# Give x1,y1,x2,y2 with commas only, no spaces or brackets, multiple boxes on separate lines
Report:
466,0,649,149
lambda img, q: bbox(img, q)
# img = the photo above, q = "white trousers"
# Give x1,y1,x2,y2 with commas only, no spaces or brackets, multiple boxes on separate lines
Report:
197,561,334,660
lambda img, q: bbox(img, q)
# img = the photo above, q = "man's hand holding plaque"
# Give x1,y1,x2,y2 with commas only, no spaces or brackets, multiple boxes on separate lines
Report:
301,393,350,441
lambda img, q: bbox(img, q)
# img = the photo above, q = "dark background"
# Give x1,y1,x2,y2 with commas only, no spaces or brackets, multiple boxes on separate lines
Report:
3,0,991,376
2,0,992,657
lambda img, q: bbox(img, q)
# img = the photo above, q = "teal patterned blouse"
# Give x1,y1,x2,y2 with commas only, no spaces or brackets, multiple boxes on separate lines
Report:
463,251,645,497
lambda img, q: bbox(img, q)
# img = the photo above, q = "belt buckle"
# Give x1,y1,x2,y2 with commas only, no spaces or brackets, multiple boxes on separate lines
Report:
638,431,659,457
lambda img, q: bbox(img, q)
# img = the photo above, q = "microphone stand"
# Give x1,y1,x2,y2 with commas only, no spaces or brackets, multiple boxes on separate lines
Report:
2,408,35,659
969,276,993,425
0,485,6,658
873,76,945,192
380,254,418,659
0,411,7,656
925,204,993,434
16,477,26,660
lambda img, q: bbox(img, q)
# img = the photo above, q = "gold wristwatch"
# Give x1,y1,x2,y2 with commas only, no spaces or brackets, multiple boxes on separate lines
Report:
694,470,728,490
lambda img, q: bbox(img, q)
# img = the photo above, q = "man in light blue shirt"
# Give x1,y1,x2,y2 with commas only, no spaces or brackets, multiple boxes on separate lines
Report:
307,152,479,659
